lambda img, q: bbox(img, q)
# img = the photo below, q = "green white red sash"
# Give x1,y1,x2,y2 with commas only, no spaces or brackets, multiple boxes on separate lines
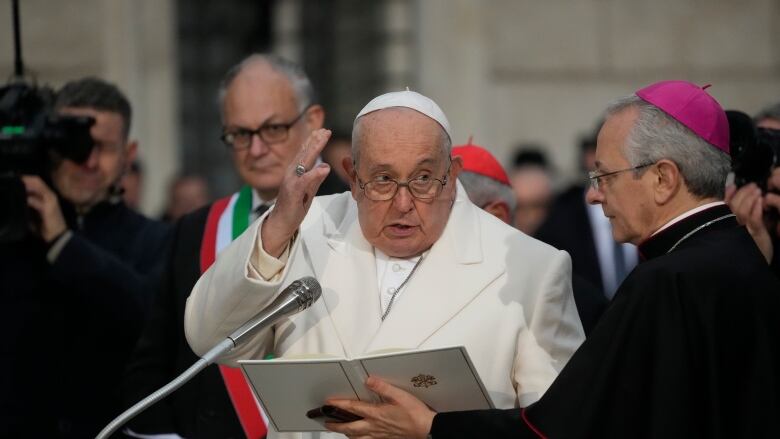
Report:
200,185,268,438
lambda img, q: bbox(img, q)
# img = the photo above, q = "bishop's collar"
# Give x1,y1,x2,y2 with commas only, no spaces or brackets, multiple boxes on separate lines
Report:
638,204,737,262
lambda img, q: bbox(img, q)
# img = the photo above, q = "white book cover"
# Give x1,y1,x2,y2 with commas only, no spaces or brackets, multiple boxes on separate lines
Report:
239,346,494,432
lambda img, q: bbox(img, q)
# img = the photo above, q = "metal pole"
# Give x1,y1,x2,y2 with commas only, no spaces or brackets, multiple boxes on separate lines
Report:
12,0,24,79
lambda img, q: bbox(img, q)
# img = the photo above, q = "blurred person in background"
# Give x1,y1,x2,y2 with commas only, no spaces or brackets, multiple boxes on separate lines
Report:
161,174,212,222
508,146,553,235
536,122,638,303
452,141,516,224
754,101,780,130
454,142,606,334
321,130,353,185
0,77,170,438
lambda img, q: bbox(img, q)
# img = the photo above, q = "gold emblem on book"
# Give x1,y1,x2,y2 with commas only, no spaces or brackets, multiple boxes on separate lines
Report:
411,374,437,388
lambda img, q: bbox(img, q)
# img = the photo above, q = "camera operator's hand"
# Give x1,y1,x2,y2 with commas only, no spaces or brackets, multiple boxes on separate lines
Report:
22,175,68,243
725,169,780,264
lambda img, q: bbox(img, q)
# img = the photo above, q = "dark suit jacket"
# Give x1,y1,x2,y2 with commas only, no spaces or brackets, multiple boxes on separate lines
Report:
535,185,606,334
120,205,245,438
121,174,348,438
536,185,603,290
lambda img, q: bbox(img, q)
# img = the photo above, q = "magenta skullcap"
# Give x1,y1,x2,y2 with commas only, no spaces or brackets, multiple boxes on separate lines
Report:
635,80,730,154
355,89,452,141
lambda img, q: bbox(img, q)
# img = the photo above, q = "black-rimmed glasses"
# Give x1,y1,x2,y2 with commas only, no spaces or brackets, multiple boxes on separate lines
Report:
221,105,311,149
588,163,653,191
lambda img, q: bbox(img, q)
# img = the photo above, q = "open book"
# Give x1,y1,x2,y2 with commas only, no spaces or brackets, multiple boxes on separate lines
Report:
239,346,494,432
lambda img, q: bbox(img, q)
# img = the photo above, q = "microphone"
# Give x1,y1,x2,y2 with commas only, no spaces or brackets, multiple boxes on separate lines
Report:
96,276,322,439
228,276,321,345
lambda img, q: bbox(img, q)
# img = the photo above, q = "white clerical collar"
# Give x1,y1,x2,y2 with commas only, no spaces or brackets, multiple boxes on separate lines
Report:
374,248,422,284
652,201,726,237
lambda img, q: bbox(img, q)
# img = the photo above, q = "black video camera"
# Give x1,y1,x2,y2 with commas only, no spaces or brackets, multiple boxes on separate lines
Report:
727,110,780,191
0,82,95,243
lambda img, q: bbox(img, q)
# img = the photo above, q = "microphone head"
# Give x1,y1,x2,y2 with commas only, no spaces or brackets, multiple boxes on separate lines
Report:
226,276,322,347
294,276,322,311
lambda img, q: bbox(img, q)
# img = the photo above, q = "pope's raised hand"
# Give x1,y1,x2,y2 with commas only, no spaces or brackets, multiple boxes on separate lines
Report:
261,128,332,257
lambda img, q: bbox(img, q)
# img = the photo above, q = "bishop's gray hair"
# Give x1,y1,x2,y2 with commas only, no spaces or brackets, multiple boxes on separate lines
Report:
217,54,316,121
605,95,731,199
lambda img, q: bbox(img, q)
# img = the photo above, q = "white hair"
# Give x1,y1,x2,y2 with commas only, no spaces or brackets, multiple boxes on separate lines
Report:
217,53,316,121
457,172,517,211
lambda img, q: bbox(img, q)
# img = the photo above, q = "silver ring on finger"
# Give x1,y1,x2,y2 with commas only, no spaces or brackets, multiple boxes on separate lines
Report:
295,163,306,177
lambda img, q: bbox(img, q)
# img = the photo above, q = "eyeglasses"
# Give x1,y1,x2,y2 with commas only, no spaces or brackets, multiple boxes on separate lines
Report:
220,105,310,149
588,163,653,191
357,167,450,201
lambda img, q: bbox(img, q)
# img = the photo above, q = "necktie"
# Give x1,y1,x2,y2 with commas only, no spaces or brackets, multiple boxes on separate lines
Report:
253,203,270,220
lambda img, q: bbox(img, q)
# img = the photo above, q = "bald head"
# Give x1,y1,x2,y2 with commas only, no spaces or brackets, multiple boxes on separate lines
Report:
218,54,315,121
223,62,296,122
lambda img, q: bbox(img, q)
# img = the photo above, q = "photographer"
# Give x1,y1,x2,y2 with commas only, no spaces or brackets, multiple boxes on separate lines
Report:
0,77,170,438
726,103,780,277
726,167,780,273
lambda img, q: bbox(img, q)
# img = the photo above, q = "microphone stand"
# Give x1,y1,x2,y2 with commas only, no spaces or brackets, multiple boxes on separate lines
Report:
95,338,234,439
95,276,320,439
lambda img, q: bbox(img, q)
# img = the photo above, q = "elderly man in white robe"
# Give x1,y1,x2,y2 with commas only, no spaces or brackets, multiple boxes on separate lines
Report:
184,91,585,438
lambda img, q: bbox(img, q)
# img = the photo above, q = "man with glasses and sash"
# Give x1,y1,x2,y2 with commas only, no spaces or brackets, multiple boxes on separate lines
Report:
121,54,345,439
184,89,585,439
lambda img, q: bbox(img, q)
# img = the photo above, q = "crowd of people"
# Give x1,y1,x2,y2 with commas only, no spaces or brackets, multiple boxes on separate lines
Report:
1,53,779,439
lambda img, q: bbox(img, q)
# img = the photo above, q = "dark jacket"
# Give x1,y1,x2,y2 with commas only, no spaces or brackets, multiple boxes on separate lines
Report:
535,185,607,334
121,205,246,438
0,198,171,439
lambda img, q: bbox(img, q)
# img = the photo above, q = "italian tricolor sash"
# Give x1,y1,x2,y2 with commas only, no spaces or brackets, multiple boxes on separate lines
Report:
200,185,268,439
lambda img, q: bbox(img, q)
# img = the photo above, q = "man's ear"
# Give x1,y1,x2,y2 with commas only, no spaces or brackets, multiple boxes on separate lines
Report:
653,159,681,204
343,157,358,199
125,140,138,168
450,155,463,178
482,200,512,225
304,104,325,130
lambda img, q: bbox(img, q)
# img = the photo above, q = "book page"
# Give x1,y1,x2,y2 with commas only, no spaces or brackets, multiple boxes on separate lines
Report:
241,360,359,432
359,346,494,412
